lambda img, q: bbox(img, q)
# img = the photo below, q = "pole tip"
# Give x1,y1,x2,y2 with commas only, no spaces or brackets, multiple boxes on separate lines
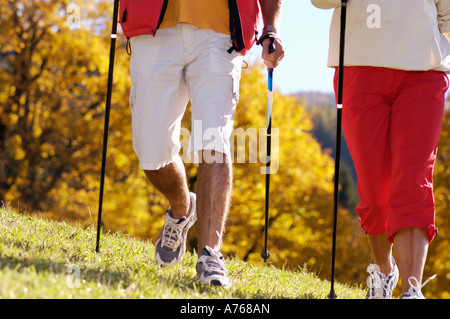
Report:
261,249,271,262
327,291,337,299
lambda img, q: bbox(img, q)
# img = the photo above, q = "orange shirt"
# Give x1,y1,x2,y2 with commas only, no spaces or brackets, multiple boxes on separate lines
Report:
159,0,229,35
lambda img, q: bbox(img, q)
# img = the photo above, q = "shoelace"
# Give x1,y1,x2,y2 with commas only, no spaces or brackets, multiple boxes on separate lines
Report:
407,274,436,295
159,195,195,251
161,215,184,250
199,249,228,276
199,231,228,276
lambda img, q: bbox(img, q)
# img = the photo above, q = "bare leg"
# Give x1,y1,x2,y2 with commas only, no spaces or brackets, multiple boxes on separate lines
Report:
196,150,232,254
144,156,191,218
367,233,394,275
393,227,429,293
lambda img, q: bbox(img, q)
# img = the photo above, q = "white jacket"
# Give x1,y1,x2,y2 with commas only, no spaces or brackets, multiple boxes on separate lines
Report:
311,0,450,72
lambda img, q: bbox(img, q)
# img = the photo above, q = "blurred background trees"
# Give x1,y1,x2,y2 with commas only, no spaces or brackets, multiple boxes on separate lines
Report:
1,0,449,298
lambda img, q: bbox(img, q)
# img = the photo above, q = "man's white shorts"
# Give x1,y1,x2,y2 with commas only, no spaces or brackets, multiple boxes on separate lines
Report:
129,23,244,170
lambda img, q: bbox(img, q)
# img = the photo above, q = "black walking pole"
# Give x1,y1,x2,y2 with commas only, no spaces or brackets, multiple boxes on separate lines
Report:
328,0,348,299
261,41,276,263
96,0,120,253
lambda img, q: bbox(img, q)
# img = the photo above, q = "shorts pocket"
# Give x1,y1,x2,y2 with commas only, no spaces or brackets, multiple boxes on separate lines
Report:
129,83,138,146
129,82,137,109
231,60,242,104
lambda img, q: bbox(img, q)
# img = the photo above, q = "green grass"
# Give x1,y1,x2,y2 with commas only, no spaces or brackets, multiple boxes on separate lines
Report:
0,207,366,299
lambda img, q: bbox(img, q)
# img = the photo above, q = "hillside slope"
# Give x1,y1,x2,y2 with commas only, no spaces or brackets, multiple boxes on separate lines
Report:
0,207,366,300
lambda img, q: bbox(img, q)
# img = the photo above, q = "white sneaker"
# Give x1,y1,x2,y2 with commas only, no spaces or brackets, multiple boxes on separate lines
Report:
400,275,436,299
365,258,399,299
196,245,231,288
155,192,197,266
196,231,231,288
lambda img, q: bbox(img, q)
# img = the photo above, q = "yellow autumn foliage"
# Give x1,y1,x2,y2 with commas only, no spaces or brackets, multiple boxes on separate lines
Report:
1,0,449,298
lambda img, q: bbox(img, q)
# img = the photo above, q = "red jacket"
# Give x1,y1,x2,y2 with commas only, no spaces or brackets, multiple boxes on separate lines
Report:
118,0,261,56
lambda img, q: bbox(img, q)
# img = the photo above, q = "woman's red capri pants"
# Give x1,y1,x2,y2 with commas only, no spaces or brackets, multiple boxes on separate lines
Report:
334,66,448,243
